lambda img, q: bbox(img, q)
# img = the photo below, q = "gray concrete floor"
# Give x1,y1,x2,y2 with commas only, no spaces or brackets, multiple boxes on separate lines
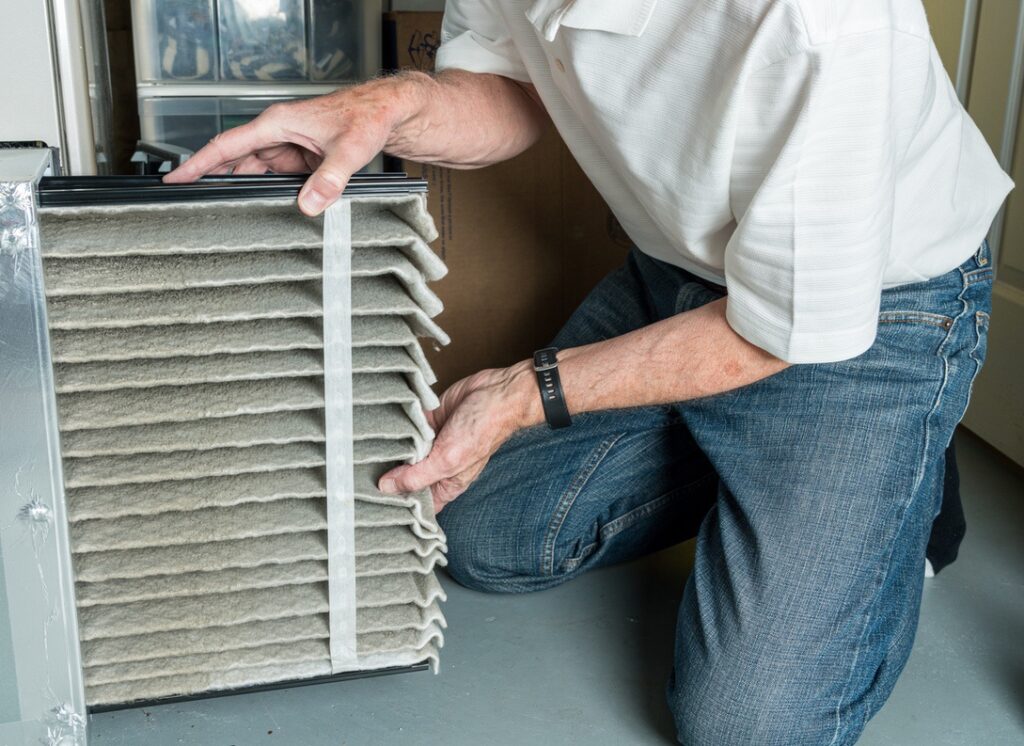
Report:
89,431,1024,745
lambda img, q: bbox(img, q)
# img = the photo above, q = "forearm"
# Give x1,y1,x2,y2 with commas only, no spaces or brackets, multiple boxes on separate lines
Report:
382,69,547,168
507,298,790,428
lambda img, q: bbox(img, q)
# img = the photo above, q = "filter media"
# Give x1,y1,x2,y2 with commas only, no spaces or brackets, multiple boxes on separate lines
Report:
38,192,448,707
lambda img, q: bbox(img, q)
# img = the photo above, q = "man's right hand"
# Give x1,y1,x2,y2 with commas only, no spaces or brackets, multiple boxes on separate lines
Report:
163,70,547,216
162,80,409,216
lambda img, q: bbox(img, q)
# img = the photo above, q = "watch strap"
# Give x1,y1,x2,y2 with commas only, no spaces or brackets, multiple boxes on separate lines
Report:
533,347,572,429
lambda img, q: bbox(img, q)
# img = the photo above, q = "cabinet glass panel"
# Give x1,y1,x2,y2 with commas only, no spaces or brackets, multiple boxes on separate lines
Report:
134,0,218,82
309,0,363,81
218,0,307,81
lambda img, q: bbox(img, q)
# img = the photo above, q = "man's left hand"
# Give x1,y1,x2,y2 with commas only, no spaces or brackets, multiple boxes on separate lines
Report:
377,361,541,514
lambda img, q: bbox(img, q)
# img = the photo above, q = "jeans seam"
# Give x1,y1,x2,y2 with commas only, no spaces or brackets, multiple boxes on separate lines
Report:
542,433,626,576
600,470,717,541
962,310,990,418
558,473,716,573
828,267,970,746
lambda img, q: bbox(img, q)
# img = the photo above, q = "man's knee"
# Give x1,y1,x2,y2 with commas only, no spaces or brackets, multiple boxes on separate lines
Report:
438,497,558,594
667,652,850,746
665,597,878,746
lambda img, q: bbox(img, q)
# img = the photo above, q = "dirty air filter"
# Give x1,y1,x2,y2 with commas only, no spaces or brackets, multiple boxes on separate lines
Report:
29,175,449,709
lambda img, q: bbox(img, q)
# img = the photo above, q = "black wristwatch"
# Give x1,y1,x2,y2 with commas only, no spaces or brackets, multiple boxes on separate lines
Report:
533,347,572,429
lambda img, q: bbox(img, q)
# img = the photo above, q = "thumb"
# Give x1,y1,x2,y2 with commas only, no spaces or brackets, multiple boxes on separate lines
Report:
377,449,455,495
297,149,361,216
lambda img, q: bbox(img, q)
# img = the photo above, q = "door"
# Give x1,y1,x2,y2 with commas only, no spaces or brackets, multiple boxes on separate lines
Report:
924,0,1024,467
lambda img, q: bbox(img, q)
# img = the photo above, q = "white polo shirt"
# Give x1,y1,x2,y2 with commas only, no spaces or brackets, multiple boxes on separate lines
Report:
435,0,1013,363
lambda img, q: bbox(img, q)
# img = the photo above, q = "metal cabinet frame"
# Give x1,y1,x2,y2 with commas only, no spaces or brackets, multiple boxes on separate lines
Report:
0,149,87,745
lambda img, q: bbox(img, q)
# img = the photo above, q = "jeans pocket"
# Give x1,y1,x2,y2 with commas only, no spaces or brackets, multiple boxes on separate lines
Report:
875,310,956,360
876,310,955,329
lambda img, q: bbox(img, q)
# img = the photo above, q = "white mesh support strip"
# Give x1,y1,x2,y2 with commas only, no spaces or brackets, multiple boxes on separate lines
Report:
323,199,357,671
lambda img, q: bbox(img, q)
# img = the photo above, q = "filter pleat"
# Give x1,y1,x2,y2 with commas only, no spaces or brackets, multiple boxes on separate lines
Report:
40,200,324,256
63,442,327,488
43,250,322,296
66,468,326,522
50,318,324,363
357,622,445,658
77,583,329,641
356,549,446,578
62,411,326,458
72,527,446,583
352,275,449,344
72,532,329,583
55,349,325,393
71,496,437,554
81,615,445,669
354,345,437,386
82,614,331,667
48,282,324,330
84,659,334,707
71,498,326,553
351,642,441,675
357,600,447,635
84,639,332,686
78,572,445,641
58,378,324,432
76,561,329,607
352,248,443,316
351,201,445,280
76,546,446,609
52,316,438,374
354,501,441,539
62,403,424,459
354,438,418,464
48,275,441,333
56,346,435,394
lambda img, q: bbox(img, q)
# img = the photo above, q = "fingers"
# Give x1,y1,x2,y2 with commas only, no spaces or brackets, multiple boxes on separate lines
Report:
163,99,294,182
161,93,382,217
253,144,316,174
377,443,461,495
296,145,366,216
164,123,267,183
231,155,269,176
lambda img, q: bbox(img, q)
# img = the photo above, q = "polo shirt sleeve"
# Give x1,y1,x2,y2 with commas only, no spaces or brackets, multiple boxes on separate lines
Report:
725,31,905,364
435,1,530,83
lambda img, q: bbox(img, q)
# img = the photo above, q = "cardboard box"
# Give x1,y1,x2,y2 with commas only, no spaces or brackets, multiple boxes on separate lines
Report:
384,11,631,390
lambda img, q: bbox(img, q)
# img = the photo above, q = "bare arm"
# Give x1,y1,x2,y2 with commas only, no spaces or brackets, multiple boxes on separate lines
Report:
380,298,789,511
536,298,788,417
164,70,548,215
387,70,546,168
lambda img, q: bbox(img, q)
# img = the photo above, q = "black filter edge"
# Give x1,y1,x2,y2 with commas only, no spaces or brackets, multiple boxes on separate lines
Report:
37,173,427,207
86,662,430,714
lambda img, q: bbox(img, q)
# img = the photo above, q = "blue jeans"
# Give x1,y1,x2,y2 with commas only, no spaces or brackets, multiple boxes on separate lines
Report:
438,244,993,745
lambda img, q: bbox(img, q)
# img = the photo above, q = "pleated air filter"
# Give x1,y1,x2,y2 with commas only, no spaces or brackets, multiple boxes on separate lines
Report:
33,182,449,708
